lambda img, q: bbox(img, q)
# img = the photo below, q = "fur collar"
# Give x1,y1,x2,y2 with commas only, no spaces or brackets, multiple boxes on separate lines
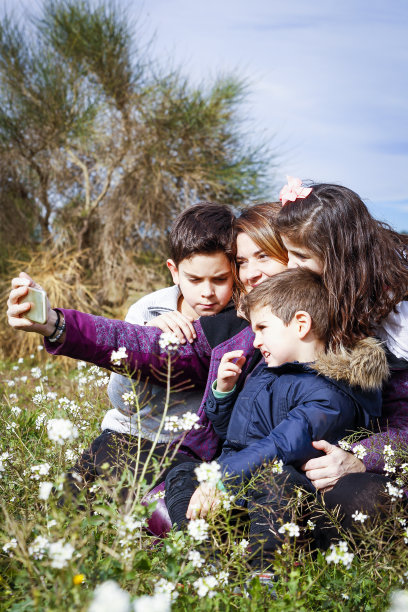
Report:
313,337,389,391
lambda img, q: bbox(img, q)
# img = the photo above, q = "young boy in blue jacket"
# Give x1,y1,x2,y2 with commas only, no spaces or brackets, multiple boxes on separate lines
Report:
165,267,388,569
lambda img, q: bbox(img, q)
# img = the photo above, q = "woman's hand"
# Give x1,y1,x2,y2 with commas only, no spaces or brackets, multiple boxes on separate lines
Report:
301,440,366,490
186,483,222,519
7,272,57,337
216,350,246,393
146,311,196,344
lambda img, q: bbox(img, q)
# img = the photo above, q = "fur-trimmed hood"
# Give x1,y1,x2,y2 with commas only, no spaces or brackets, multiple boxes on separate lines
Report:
313,337,389,391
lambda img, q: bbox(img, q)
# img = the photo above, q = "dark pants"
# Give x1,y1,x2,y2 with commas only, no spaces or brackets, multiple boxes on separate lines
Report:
64,430,195,502
165,461,396,570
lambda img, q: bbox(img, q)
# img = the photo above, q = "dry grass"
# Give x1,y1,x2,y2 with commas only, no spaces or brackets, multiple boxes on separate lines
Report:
0,248,99,360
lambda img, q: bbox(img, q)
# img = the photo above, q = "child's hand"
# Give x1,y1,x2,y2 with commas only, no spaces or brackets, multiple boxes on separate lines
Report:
216,350,246,393
186,483,222,519
146,311,196,344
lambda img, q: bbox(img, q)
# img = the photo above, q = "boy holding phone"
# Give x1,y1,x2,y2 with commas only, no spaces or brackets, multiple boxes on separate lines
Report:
69,202,237,494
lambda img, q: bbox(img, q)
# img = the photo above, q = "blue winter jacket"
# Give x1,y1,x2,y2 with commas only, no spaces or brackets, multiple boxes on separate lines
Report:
204,338,388,485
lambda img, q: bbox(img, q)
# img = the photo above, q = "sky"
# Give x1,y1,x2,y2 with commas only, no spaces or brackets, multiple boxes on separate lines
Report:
2,0,408,230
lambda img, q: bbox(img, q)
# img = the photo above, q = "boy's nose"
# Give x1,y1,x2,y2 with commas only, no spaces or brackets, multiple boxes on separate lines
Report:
253,333,261,349
201,282,215,297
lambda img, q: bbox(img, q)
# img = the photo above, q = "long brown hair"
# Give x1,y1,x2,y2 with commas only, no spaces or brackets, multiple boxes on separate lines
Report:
233,202,288,302
277,183,408,348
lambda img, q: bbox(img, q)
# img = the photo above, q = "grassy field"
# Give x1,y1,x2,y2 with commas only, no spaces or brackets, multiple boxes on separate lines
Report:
0,348,407,611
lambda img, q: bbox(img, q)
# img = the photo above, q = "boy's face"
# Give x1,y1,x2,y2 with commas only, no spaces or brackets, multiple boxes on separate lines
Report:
251,305,299,367
167,251,233,317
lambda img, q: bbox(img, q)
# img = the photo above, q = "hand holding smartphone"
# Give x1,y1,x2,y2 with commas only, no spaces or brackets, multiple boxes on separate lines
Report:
19,287,47,324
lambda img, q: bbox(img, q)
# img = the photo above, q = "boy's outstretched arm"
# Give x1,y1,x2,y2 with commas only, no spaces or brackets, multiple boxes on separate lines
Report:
7,273,212,388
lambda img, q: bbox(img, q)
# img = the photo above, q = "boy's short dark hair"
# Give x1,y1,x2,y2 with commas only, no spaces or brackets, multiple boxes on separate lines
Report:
169,203,235,266
242,268,330,344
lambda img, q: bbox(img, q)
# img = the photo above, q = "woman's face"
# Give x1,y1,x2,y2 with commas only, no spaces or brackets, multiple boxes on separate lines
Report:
236,232,287,291
281,237,324,275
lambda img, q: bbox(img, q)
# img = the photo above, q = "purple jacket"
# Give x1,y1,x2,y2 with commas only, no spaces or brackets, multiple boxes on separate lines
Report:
45,309,408,472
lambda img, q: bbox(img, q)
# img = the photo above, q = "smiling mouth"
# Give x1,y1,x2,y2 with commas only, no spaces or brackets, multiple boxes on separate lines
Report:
261,350,271,360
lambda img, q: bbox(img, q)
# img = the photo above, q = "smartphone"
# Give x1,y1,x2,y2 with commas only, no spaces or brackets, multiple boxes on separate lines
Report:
19,287,47,324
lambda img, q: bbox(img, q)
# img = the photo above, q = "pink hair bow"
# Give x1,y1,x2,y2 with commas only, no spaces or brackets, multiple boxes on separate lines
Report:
279,176,312,206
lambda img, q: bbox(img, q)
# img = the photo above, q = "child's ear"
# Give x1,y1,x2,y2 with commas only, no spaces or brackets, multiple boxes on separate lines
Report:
293,311,312,339
166,259,179,285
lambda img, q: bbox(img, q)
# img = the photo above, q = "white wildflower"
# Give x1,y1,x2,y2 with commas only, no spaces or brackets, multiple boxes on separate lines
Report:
11,406,22,416
19,376,28,383
232,538,249,556
193,575,218,598
89,580,131,612
133,593,171,612
12,365,19,371
6,422,17,431
65,448,78,462
30,354,35,359
48,539,75,569
385,481,404,501
47,519,57,529
403,529,408,544
117,515,144,538
110,347,128,366
187,518,209,543
31,463,51,480
352,444,367,460
194,461,222,487
47,418,79,445
122,391,138,407
151,489,165,500
28,535,50,560
163,415,180,432
39,481,53,501
32,392,47,405
155,578,178,601
342,593,350,600
179,411,200,430
399,517,407,527
270,458,284,473
278,522,300,537
2,538,18,554
325,541,354,569
188,550,204,568
307,520,316,531
158,331,180,352
352,511,368,523
94,375,109,387
221,493,235,510
217,571,229,586
18,357,24,364
6,380,15,387
388,590,408,612
37,345,44,351
9,393,18,402
77,360,87,370
35,412,47,429
31,367,42,379
401,463,408,474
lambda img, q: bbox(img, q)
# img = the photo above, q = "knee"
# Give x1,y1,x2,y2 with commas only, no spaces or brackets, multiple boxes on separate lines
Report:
165,462,198,495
